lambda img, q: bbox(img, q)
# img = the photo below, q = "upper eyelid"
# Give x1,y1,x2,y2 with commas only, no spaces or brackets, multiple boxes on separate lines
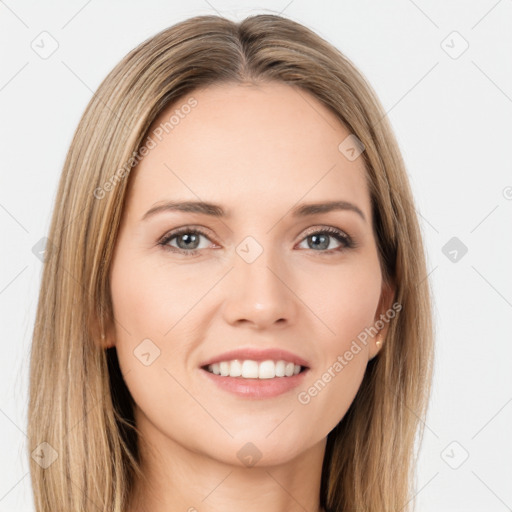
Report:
301,225,349,238
158,225,215,244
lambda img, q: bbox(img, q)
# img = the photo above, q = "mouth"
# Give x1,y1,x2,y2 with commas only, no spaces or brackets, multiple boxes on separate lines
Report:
201,359,308,379
198,347,311,398
199,358,310,399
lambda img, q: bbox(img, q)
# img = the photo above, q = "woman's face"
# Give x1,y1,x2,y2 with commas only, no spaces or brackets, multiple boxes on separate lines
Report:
109,81,393,466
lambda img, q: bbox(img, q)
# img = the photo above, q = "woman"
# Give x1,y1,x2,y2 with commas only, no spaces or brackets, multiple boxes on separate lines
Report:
28,13,434,512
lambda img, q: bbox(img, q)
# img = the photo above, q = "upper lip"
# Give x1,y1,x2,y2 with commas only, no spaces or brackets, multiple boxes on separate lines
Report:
200,347,311,369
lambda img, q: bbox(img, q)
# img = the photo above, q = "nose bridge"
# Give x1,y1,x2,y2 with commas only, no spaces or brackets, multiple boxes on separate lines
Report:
222,234,297,327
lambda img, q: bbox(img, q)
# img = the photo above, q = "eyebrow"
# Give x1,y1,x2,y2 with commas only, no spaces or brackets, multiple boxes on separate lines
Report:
141,200,366,222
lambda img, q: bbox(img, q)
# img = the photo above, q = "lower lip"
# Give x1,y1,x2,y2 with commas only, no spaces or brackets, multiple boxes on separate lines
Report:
199,367,309,399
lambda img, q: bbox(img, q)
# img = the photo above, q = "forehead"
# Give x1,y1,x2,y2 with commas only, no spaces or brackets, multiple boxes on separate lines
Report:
126,82,371,221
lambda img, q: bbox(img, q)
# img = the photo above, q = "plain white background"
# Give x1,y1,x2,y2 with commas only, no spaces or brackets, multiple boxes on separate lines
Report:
1,1,511,510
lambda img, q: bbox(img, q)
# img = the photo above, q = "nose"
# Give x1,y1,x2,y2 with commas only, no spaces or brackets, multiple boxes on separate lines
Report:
221,248,298,330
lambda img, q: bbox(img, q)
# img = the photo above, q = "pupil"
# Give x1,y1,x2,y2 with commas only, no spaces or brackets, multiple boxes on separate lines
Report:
311,234,328,250
178,233,199,249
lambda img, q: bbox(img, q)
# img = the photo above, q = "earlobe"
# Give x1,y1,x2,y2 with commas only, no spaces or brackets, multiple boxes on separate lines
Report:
92,316,116,349
100,327,116,349
375,277,396,325
369,333,384,361
369,278,395,360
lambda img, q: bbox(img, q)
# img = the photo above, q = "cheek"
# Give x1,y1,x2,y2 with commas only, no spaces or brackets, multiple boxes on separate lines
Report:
300,253,383,349
108,254,201,429
293,254,382,422
109,252,216,405
110,253,207,339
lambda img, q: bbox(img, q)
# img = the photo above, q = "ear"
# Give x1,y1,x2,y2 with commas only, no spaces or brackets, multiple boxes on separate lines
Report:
101,317,117,349
368,276,396,360
92,314,117,349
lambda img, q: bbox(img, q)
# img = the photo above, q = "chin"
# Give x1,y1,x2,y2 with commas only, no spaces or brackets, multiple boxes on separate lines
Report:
202,433,313,468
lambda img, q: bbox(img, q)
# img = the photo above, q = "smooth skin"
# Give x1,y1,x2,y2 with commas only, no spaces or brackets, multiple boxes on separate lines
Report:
108,81,394,512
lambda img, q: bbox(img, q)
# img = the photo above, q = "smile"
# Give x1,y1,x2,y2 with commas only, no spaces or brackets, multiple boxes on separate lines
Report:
205,359,304,379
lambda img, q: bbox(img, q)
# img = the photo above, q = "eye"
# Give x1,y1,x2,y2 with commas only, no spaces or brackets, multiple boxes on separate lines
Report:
158,227,214,256
157,226,357,257
296,226,356,254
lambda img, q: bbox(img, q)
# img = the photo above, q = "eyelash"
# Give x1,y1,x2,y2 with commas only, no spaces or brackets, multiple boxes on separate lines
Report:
157,226,357,257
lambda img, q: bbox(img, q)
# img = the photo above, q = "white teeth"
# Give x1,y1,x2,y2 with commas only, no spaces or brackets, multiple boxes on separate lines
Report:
275,360,285,377
242,360,259,378
258,360,274,379
229,359,242,377
206,359,303,379
219,361,230,376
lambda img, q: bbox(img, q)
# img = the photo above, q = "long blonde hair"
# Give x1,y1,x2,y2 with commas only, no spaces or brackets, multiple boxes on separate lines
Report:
28,13,434,512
